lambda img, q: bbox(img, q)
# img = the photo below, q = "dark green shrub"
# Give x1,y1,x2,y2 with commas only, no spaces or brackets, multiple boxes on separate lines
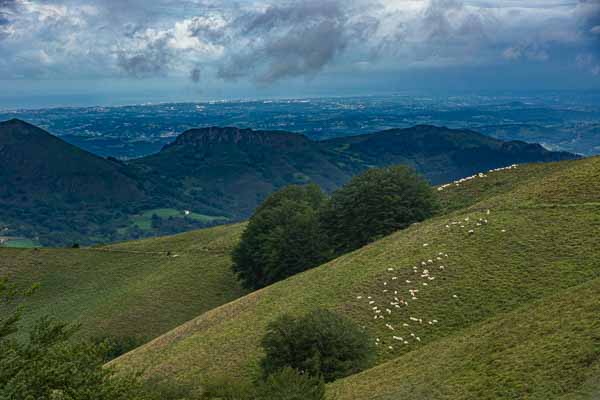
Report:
200,375,256,400
92,334,148,362
142,377,204,400
0,278,144,400
200,369,324,400
260,309,374,382
256,367,325,400
232,184,329,289
0,317,144,400
321,165,437,255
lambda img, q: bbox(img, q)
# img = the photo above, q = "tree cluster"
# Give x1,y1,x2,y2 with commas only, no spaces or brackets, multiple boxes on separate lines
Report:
233,166,437,289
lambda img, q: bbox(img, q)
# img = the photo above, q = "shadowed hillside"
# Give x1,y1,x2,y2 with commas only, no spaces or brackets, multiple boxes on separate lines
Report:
132,127,349,217
0,120,578,246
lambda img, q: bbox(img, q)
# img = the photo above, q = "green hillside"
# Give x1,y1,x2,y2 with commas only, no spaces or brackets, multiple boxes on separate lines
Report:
330,277,600,400
0,223,247,340
112,156,600,399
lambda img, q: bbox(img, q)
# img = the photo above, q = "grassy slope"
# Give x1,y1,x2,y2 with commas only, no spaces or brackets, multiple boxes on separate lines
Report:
0,223,247,340
330,278,600,400
112,156,600,400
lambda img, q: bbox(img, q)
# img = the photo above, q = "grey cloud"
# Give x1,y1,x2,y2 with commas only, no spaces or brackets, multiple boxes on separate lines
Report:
240,0,342,34
574,0,600,73
0,0,594,86
0,0,20,42
503,41,549,61
116,34,172,78
188,15,229,44
422,0,488,43
190,66,202,82
216,0,376,83
0,0,18,10
0,0,18,28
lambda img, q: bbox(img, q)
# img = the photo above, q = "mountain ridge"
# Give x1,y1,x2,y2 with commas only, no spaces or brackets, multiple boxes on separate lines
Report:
0,119,579,246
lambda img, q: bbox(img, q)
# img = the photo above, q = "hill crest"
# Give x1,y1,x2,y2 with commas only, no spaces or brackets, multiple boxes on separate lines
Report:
162,126,311,151
0,119,579,246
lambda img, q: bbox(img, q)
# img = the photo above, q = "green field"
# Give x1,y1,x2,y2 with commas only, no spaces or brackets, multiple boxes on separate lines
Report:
0,223,247,340
111,156,600,399
0,238,41,248
129,208,229,230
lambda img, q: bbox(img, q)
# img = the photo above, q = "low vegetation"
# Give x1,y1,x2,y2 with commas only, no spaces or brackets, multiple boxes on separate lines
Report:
201,368,325,400
261,309,374,382
0,278,144,400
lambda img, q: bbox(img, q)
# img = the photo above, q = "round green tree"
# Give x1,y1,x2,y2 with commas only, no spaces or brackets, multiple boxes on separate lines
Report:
232,184,329,290
260,309,374,382
321,165,437,256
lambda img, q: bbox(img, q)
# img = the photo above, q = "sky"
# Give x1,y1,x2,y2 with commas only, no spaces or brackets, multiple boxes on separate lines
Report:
0,0,599,108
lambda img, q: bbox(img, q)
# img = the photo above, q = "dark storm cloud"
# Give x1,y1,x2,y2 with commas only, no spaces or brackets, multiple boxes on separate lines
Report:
422,0,487,43
0,0,18,40
241,1,342,34
0,0,18,10
574,0,600,74
116,34,173,78
190,66,201,82
216,0,379,83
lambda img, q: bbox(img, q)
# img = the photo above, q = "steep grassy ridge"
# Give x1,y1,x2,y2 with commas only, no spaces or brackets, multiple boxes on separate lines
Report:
113,157,600,400
0,224,247,340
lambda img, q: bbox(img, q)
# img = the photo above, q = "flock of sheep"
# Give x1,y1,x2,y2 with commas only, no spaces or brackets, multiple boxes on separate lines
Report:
355,163,519,352
437,164,518,192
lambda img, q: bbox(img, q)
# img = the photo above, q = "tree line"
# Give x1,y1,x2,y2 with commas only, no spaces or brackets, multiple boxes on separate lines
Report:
233,165,438,290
